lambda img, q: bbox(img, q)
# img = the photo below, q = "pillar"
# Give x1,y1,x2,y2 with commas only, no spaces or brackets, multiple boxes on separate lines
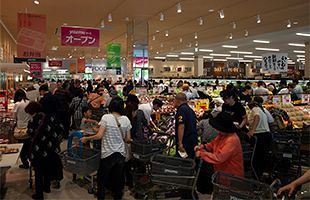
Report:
126,22,134,79
194,55,204,77
305,42,310,79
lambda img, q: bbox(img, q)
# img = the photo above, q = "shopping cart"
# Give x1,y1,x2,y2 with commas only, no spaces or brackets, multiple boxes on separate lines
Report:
150,154,201,200
60,131,100,194
241,136,258,180
0,114,16,143
211,171,273,200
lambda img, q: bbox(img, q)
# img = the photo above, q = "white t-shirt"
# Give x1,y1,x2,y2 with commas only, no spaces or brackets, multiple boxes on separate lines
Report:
139,102,153,124
98,114,132,159
248,107,270,134
13,100,31,128
278,88,289,94
264,108,274,124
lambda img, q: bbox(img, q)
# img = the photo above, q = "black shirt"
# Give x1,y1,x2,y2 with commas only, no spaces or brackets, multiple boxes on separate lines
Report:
175,103,198,157
239,92,251,104
222,102,246,124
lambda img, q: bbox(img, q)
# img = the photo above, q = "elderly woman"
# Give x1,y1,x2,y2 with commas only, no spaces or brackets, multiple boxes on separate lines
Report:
195,112,244,194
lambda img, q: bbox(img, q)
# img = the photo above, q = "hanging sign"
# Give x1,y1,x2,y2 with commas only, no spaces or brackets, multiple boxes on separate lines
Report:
262,53,288,73
48,60,63,67
29,62,42,79
61,26,100,47
17,13,46,58
107,43,121,69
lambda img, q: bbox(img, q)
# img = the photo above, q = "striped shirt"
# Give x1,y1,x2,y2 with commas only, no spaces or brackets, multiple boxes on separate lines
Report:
99,114,132,159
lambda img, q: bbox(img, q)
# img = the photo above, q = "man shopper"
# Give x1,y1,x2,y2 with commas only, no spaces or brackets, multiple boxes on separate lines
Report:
174,93,198,159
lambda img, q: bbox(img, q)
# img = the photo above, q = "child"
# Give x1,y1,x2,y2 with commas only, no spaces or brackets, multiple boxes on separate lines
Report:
81,106,99,135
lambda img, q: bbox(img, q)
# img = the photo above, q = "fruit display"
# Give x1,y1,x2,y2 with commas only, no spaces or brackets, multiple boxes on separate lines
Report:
274,103,310,129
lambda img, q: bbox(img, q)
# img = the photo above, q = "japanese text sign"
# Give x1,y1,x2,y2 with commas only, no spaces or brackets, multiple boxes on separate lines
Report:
17,13,46,58
61,26,100,47
107,43,121,69
262,53,288,73
0,91,8,112
29,62,42,79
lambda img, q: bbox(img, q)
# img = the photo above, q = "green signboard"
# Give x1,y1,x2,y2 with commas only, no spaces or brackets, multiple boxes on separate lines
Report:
107,43,121,69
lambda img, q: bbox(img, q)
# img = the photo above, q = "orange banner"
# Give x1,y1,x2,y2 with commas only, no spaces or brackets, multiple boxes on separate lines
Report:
17,13,46,58
69,63,76,74
77,58,86,73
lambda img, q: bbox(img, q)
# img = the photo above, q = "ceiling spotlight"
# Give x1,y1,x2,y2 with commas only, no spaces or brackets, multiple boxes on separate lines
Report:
245,29,249,37
188,43,192,48
232,22,237,29
195,41,199,47
159,12,164,21
179,37,183,43
156,51,159,54
194,32,198,39
98,48,101,52
219,10,225,19
125,17,130,21
287,19,292,28
108,13,113,22
195,48,198,52
165,30,169,37
198,17,204,26
229,33,233,40
176,3,182,13
256,15,261,24
125,33,128,38
152,35,156,41
34,0,40,5
100,19,105,28
160,43,164,48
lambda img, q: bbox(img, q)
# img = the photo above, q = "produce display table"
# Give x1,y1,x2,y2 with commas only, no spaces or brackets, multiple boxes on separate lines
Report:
0,143,23,199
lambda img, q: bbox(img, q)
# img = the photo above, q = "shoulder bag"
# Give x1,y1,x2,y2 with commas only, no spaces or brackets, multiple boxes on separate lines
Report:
113,115,131,162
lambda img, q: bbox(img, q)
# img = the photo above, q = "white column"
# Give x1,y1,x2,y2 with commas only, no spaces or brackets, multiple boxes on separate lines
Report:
194,55,204,77
305,42,310,79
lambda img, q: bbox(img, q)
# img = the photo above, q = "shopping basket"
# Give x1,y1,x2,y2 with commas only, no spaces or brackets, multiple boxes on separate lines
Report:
211,171,273,200
151,154,196,189
131,140,165,161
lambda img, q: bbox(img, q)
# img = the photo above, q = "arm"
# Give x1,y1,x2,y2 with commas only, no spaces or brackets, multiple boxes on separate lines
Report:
81,125,105,143
278,170,310,197
84,118,98,124
178,124,185,152
199,137,236,164
124,130,132,143
239,114,248,129
248,114,260,137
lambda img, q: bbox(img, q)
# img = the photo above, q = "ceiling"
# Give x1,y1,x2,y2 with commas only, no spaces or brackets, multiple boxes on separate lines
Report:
0,0,309,60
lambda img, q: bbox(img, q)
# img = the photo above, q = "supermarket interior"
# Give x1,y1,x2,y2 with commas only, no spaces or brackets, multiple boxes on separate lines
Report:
0,0,310,200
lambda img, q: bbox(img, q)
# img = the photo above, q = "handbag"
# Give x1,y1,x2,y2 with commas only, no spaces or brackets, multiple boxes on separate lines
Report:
14,127,29,140
113,115,131,162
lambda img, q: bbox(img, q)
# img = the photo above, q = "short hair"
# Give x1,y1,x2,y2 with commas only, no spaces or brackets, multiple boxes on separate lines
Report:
175,93,187,101
288,83,296,89
244,85,252,91
153,98,163,107
14,89,28,103
253,96,264,104
39,84,49,92
82,106,90,115
292,79,299,84
25,101,42,115
108,97,125,115
193,82,198,87
182,84,190,91
126,94,139,105
257,81,265,87
221,89,238,101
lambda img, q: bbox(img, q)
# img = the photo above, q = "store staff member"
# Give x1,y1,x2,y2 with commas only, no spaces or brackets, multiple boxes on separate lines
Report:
175,93,198,159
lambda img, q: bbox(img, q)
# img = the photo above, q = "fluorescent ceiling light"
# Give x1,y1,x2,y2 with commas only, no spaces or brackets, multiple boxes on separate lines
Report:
180,57,194,61
230,51,253,54
288,43,305,47
203,56,213,59
255,47,279,52
226,57,243,60
222,45,238,49
244,55,262,58
241,60,253,63
166,54,179,57
210,53,231,57
254,58,262,61
43,69,52,72
293,50,305,53
253,40,270,44
296,33,310,37
34,0,40,5
181,52,194,55
154,56,165,59
199,49,213,52
213,59,227,62
297,58,305,61
297,55,305,58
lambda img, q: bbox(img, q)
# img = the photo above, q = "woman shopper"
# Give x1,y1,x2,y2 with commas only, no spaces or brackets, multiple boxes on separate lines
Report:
247,99,272,179
81,97,132,200
195,112,244,194
13,89,31,169
25,101,64,200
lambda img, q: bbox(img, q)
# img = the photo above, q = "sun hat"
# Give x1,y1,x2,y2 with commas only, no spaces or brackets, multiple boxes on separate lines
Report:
209,112,237,134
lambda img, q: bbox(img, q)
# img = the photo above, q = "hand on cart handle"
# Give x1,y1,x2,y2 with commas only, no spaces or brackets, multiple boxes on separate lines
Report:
80,137,88,143
247,130,254,138
277,182,297,197
178,143,186,153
